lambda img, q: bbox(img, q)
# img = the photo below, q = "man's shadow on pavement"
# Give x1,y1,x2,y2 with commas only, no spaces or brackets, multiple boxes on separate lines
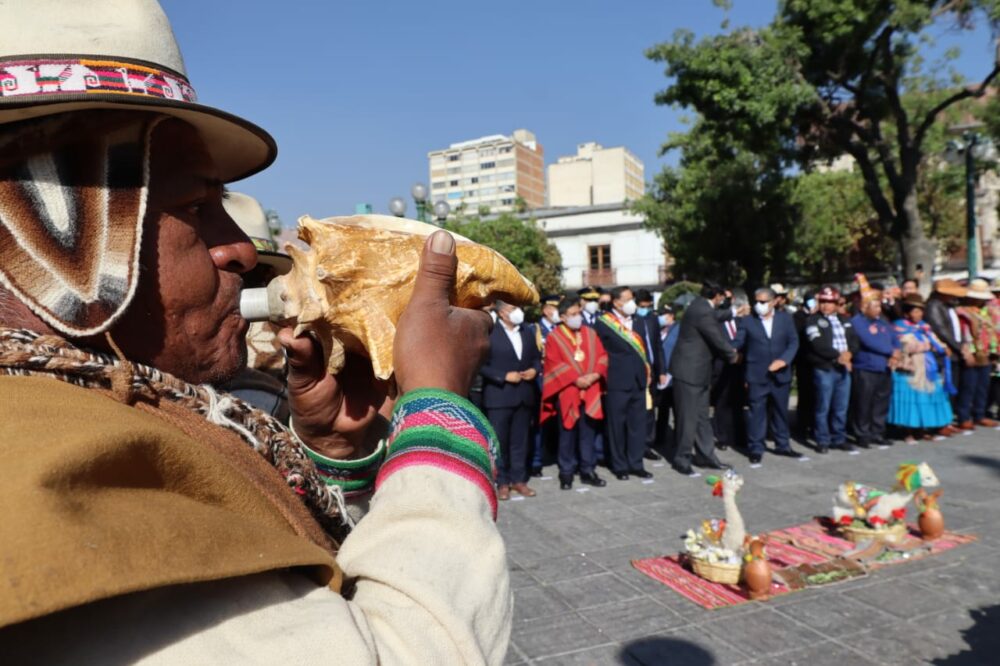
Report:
619,636,714,665
933,603,1000,664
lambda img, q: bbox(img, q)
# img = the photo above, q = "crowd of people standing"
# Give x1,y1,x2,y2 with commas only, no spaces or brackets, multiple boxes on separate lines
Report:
473,275,1000,498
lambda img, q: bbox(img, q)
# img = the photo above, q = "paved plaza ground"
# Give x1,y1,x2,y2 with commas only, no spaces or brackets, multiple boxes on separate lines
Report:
498,425,1000,665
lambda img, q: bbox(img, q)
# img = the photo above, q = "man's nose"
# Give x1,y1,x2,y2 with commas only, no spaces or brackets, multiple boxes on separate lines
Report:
210,237,258,274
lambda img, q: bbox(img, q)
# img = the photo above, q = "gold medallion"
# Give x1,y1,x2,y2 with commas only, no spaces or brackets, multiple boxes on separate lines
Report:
574,349,585,362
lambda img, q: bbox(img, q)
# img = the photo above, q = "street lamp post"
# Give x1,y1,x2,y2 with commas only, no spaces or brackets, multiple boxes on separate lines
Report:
964,133,978,280
388,196,407,218
946,127,997,280
389,184,451,225
411,183,429,223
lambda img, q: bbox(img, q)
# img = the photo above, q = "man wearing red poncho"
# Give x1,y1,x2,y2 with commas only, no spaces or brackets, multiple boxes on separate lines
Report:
541,299,610,490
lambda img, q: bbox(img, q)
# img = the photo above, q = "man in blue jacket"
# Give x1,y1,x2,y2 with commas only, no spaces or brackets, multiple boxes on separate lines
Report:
733,287,800,464
849,288,899,448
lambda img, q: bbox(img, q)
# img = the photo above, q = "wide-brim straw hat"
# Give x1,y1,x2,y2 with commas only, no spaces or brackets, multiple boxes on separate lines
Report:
0,0,275,182
222,192,292,275
966,278,994,300
933,278,967,298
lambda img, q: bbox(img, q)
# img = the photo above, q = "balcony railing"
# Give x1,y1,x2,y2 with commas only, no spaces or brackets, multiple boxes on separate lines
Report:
582,268,616,286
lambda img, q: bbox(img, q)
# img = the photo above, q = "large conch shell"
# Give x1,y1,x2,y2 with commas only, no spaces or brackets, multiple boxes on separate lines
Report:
274,214,538,380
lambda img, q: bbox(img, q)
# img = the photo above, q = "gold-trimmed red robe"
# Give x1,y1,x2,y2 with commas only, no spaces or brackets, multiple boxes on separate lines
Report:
540,324,608,429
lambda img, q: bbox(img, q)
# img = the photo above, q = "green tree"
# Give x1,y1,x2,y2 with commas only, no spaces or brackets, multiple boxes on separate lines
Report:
646,0,1000,290
634,119,795,287
443,213,564,298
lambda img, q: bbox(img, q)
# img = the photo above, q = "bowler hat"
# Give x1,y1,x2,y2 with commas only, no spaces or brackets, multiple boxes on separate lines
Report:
966,278,994,300
901,293,926,309
0,0,275,182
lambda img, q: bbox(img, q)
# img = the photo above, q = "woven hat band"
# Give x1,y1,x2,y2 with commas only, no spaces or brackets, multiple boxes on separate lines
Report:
0,56,197,106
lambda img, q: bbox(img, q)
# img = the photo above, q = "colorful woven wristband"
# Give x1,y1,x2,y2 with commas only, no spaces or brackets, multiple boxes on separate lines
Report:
376,388,499,520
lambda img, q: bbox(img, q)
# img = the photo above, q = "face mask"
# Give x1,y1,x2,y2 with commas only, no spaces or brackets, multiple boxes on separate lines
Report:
622,300,638,316
719,298,732,310
599,300,612,312
806,298,817,311
565,314,583,330
636,306,650,318
584,301,599,314
546,313,561,325
490,310,498,323
754,302,772,317
658,314,668,327
508,308,525,326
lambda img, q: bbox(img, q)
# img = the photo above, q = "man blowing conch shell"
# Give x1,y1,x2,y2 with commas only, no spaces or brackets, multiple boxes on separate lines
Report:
0,1,518,663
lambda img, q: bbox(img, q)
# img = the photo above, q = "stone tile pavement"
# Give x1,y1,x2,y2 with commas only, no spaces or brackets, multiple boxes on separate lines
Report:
497,426,1000,665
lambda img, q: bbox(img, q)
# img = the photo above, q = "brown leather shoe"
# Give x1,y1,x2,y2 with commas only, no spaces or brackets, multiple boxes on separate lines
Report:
497,485,511,501
977,418,999,427
958,421,975,431
512,482,536,497
939,425,959,437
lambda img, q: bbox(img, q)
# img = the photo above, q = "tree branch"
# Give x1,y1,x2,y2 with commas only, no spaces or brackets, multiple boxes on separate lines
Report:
842,140,896,232
914,63,1000,147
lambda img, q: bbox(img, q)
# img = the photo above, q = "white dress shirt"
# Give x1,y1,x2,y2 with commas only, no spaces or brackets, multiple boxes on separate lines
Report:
613,310,633,331
502,323,523,360
948,308,962,343
761,314,774,339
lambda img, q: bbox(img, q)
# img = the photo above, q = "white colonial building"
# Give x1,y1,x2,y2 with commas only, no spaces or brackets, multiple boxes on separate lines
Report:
503,202,668,291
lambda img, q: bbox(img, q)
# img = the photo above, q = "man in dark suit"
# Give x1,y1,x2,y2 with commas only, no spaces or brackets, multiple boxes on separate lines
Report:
925,279,966,426
712,290,747,452
635,288,667,460
733,287,801,464
595,286,656,480
528,294,563,476
669,282,740,475
578,286,603,327
480,301,542,500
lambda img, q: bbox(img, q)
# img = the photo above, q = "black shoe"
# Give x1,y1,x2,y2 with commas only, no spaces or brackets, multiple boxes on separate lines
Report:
530,467,543,478
643,449,663,461
631,470,653,479
837,444,858,453
672,463,696,476
693,456,731,471
615,472,630,481
855,440,870,449
716,442,729,451
772,448,803,459
559,477,573,490
749,453,762,464
580,472,607,487
816,445,829,454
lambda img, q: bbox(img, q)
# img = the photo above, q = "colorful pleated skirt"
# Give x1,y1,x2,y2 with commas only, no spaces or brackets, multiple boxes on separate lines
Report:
888,371,953,429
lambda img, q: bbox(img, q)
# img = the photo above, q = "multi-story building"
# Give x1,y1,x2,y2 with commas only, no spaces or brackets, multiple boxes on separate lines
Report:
547,142,644,207
427,129,545,214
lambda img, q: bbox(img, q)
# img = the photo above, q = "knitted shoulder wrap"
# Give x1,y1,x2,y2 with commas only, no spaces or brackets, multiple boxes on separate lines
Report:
0,327,348,535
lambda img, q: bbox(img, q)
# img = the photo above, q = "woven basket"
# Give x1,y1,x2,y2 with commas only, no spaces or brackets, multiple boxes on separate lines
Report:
840,521,906,544
691,557,742,584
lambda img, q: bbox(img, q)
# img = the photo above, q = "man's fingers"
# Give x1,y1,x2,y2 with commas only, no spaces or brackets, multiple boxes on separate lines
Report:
277,327,326,383
410,230,457,307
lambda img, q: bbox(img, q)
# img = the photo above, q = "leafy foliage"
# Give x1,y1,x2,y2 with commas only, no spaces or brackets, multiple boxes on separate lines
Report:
643,0,1000,287
442,213,564,299
658,281,702,310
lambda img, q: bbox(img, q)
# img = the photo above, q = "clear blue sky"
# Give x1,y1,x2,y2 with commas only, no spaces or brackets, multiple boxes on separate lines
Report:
160,0,997,228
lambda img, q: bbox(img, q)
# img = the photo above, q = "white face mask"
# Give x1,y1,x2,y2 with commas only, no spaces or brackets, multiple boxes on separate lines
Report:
490,310,497,324
508,307,525,326
547,313,561,325
754,302,772,317
584,301,599,314
565,314,584,330
621,300,638,316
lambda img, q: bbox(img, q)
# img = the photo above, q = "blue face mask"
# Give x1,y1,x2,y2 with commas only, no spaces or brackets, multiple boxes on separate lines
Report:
658,314,669,327
636,306,650,318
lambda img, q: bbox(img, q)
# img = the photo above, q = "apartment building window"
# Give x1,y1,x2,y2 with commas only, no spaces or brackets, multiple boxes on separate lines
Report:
448,154,459,162
589,245,612,271
432,181,446,190
449,180,459,187
499,146,512,154
480,161,495,170
497,158,514,168
501,198,514,206
470,176,479,184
